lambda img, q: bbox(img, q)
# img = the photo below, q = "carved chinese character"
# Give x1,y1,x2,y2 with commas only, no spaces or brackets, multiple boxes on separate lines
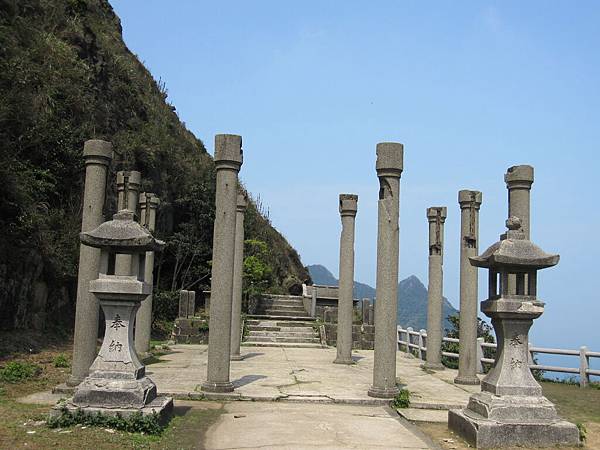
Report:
510,358,523,369
509,335,523,347
108,340,123,352
110,314,125,329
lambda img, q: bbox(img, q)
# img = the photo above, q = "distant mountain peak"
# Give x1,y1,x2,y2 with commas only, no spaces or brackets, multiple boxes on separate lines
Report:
308,264,458,331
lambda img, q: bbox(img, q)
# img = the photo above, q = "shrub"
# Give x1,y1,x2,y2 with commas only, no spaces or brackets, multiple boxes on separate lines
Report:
53,354,70,368
0,361,42,383
47,408,165,435
576,422,587,443
392,389,411,409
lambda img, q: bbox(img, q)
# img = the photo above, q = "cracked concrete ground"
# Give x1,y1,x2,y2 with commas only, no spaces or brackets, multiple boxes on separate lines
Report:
147,345,479,408
203,402,433,449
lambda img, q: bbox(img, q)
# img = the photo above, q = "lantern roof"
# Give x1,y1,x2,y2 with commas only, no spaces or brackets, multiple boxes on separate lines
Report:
80,210,164,253
470,217,559,271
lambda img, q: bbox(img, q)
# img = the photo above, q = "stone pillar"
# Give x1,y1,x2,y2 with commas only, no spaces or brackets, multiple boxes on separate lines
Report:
178,290,190,318
201,134,243,393
230,193,247,361
369,142,403,399
454,190,482,385
115,171,141,276
311,286,317,317
135,192,160,355
361,299,370,325
423,206,447,370
505,165,534,239
67,140,113,387
334,194,358,365
504,165,534,294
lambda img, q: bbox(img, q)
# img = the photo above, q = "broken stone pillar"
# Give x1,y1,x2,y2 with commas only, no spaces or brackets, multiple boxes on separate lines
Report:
361,298,370,325
230,193,247,361
423,207,447,371
505,165,534,239
369,142,403,399
135,192,160,356
455,190,483,385
56,210,172,420
334,194,358,365
114,171,141,276
449,217,579,448
504,165,534,294
67,140,113,387
201,134,243,393
178,290,189,318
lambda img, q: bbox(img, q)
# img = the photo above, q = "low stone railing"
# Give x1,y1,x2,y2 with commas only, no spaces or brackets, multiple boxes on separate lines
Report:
397,325,600,387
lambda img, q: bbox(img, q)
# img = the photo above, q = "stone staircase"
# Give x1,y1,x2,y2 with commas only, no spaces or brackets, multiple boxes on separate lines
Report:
251,294,309,319
244,295,322,348
243,319,322,348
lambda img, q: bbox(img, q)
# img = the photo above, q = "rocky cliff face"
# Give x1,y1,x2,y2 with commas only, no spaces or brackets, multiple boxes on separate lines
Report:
0,0,308,330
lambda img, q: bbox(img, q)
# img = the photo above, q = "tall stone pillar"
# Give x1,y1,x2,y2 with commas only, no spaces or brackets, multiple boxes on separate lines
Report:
369,142,403,399
334,194,358,365
135,192,160,355
423,206,447,370
505,165,534,239
201,134,243,393
230,193,247,361
114,171,141,276
454,190,483,385
67,140,113,387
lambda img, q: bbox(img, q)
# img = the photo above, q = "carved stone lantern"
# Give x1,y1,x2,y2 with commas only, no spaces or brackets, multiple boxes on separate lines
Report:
449,217,578,448
55,210,172,419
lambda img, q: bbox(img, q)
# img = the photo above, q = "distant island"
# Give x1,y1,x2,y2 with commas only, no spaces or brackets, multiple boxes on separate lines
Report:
307,264,459,332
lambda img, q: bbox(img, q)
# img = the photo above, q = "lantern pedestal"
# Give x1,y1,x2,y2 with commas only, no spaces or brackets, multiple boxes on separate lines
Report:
449,297,579,448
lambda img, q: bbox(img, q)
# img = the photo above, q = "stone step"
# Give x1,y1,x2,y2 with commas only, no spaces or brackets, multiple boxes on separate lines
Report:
247,336,321,344
255,310,310,318
246,319,317,326
248,331,317,338
256,304,306,311
247,314,315,323
242,341,323,349
258,298,305,305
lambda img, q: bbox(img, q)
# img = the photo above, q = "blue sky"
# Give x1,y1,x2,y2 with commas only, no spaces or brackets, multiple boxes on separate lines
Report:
110,1,599,355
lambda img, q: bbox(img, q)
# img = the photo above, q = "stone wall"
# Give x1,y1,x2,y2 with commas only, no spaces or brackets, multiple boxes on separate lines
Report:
323,323,375,350
172,317,209,344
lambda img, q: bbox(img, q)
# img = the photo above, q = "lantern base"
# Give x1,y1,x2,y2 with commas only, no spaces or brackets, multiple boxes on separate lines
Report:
51,395,173,424
449,394,580,448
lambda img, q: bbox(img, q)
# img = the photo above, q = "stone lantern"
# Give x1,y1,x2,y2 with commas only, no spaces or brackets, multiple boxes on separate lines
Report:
55,210,172,419
449,217,578,448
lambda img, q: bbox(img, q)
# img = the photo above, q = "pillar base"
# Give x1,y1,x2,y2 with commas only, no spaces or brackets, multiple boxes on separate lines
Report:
368,385,399,399
230,354,244,361
454,375,481,385
201,380,235,393
65,375,85,388
333,357,355,365
422,362,445,371
448,408,579,448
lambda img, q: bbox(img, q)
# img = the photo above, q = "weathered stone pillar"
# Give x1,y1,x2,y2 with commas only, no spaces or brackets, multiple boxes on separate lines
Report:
135,192,160,355
423,206,447,370
504,165,534,294
454,190,482,385
201,134,243,393
505,165,534,239
114,171,141,276
369,142,403,399
230,193,247,361
334,194,358,365
67,140,113,387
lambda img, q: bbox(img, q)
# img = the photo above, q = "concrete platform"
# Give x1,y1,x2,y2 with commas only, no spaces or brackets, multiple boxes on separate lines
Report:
204,402,432,449
147,344,477,409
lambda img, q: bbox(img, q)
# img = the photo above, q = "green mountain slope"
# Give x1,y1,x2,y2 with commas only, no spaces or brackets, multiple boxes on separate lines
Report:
0,0,308,330
307,264,458,331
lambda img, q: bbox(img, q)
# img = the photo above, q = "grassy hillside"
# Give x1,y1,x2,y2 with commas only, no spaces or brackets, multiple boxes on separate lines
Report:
0,0,309,331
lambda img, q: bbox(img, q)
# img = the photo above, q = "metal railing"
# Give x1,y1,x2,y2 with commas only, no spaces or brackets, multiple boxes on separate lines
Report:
397,325,600,387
